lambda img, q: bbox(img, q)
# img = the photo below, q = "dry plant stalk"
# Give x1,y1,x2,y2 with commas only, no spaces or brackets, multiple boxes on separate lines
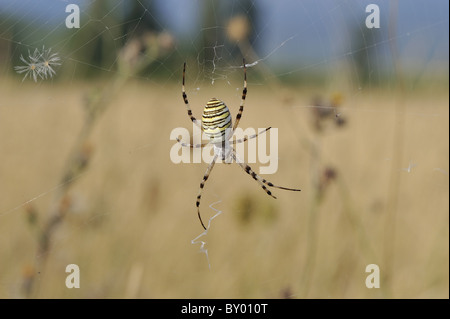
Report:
382,1,406,297
227,15,390,298
22,32,174,298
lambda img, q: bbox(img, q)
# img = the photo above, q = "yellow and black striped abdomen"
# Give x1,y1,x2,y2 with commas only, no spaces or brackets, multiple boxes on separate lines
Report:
202,98,232,144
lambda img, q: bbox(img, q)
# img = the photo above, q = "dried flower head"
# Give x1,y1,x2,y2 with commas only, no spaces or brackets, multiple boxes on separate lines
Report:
14,46,61,82
310,93,347,132
14,49,43,82
227,15,250,42
40,46,61,79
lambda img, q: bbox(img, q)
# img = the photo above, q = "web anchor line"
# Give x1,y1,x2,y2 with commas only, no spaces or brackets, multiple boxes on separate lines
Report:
191,200,223,270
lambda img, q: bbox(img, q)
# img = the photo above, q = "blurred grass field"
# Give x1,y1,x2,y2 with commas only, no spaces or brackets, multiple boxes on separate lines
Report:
0,76,448,298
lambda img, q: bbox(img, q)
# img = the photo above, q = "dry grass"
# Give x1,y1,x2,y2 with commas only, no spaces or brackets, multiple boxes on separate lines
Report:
0,76,448,298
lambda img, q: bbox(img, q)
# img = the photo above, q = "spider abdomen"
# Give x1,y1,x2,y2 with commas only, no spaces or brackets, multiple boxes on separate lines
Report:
202,98,233,144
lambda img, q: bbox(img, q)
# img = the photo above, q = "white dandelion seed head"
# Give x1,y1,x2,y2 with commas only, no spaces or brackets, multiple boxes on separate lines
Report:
14,46,61,82
14,54,43,82
41,46,61,79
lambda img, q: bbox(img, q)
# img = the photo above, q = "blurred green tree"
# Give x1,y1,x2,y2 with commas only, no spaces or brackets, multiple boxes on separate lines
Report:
64,0,161,78
349,18,385,86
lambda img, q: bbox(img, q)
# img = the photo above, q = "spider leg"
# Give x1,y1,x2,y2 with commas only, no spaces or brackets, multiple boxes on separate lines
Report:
182,62,201,128
196,153,219,230
232,150,301,198
231,127,271,145
232,58,247,132
176,137,210,149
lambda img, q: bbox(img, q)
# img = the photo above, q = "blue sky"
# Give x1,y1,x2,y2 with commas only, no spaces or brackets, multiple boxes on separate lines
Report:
0,0,448,69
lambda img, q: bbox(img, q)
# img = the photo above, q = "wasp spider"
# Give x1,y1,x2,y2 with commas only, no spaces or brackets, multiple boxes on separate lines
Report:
179,59,301,229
